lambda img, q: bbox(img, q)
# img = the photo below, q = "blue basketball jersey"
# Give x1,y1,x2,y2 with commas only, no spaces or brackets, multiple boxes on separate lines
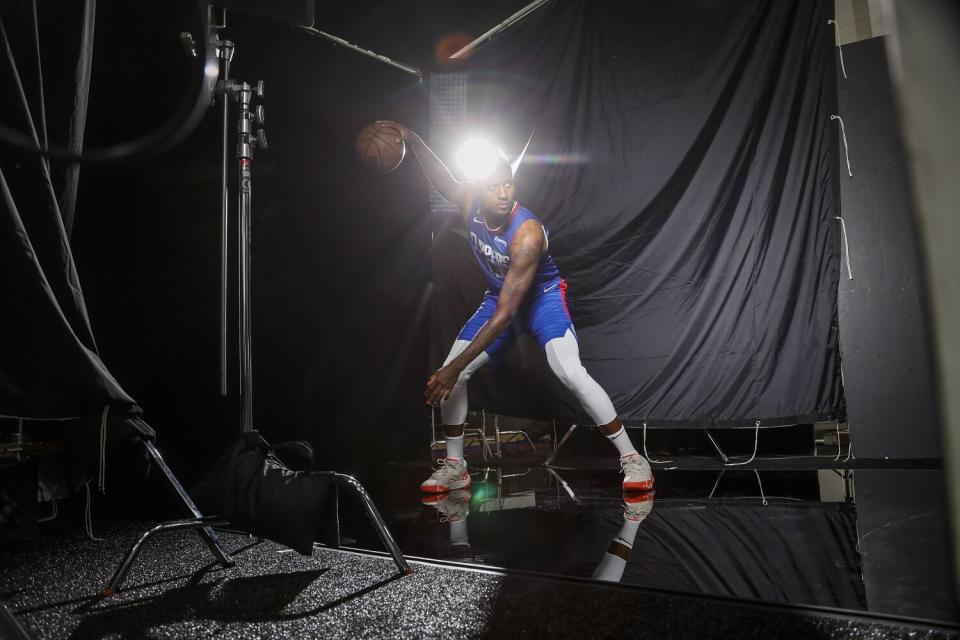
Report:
466,201,561,292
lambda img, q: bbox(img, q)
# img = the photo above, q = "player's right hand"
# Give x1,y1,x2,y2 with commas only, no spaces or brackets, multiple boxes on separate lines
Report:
425,364,461,406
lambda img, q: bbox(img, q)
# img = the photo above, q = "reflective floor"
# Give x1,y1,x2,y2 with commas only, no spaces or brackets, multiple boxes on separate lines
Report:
338,457,959,625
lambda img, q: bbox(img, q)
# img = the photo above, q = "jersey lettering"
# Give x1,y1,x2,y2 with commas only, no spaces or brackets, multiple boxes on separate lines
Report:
466,201,561,292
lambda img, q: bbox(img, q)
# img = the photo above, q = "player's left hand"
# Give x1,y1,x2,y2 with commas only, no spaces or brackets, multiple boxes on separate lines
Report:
425,365,462,406
375,120,416,144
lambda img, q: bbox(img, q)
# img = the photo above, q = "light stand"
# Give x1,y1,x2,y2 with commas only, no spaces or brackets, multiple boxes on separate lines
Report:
216,38,234,397
211,11,267,433
232,79,267,432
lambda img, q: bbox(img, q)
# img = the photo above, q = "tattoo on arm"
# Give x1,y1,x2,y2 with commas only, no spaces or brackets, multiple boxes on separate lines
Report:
448,221,545,370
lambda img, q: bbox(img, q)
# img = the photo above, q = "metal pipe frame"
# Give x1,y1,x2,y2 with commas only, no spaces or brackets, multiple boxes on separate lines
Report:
295,26,422,80
702,429,730,463
489,414,537,456
103,516,230,596
545,466,579,503
448,0,554,60
238,149,253,432
140,436,235,568
543,423,578,466
497,431,537,454
462,428,493,461
217,37,234,397
232,78,265,433
103,470,411,597
331,473,412,575
706,468,768,506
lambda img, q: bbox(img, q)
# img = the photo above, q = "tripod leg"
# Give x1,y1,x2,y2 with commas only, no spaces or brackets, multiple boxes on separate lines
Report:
141,438,234,568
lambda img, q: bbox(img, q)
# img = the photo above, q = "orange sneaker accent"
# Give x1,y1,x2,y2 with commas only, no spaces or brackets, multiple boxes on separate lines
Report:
420,484,450,494
422,489,472,506
623,489,656,503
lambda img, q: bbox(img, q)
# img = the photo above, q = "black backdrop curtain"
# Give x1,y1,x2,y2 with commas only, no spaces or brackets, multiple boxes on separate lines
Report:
431,0,844,427
0,0,134,419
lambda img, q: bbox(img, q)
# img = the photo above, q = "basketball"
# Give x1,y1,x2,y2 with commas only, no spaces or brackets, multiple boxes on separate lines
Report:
355,123,406,173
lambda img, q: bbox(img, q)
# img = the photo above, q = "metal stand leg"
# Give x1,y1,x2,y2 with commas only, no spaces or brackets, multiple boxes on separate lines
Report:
753,470,768,506
545,467,579,503
332,473,411,576
706,469,767,505
480,410,494,459
703,425,760,466
140,437,235,569
463,428,492,461
723,424,760,467
708,469,725,498
544,424,578,466
429,406,439,456
216,37,234,397
103,516,230,596
642,421,673,464
702,429,729,463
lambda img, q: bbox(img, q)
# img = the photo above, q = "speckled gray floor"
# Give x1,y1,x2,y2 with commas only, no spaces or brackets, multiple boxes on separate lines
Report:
2,521,957,639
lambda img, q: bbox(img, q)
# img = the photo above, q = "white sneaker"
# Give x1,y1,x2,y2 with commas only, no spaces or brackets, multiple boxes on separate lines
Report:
420,457,472,493
421,489,472,522
620,453,654,492
623,491,655,523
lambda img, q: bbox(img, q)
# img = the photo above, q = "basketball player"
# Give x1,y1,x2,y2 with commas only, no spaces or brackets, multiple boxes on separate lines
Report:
376,122,653,495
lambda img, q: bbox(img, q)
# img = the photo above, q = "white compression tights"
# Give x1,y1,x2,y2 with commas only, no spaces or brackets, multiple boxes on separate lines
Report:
440,328,617,427
439,339,490,426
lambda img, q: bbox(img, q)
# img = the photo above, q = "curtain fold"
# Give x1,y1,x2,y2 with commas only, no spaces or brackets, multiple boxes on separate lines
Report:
0,3,134,419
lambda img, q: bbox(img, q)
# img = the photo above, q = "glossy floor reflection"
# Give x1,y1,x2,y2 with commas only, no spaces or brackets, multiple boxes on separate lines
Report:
338,460,958,625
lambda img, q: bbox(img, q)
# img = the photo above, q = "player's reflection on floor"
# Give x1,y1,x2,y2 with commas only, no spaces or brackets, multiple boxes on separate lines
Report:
592,491,655,583
421,489,475,561
419,469,656,581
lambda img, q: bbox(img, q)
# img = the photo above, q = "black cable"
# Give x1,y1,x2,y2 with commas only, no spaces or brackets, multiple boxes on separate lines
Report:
0,0,216,164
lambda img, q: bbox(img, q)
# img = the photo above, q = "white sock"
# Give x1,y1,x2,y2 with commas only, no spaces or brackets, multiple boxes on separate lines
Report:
617,518,641,546
445,433,464,461
606,426,638,458
449,519,470,546
592,552,627,582
592,519,640,582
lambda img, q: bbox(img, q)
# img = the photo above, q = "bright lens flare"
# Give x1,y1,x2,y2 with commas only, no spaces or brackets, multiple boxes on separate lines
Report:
456,138,498,181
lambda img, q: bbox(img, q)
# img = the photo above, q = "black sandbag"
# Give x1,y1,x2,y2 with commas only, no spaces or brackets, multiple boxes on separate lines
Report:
191,431,332,555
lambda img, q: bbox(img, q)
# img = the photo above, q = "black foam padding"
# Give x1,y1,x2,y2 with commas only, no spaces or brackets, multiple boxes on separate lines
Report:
190,432,332,554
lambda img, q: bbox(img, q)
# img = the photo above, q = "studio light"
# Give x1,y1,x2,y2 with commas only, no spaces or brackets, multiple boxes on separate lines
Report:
456,138,500,181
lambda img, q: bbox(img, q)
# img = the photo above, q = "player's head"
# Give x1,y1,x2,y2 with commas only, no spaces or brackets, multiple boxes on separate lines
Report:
474,150,516,217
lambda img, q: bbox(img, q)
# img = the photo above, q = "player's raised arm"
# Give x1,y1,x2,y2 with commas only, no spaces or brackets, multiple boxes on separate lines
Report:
375,121,474,219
